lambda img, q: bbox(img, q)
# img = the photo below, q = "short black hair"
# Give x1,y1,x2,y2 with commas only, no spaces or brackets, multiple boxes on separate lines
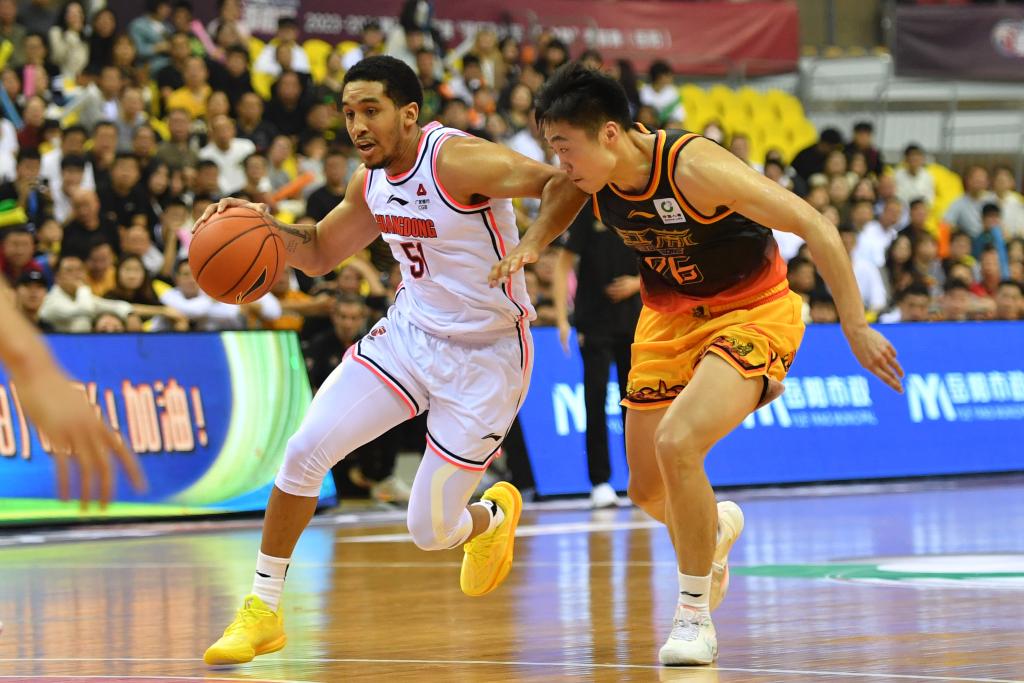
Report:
16,148,40,163
114,152,140,165
461,54,481,69
820,128,843,146
196,159,218,172
898,282,931,301
3,225,33,240
944,278,970,294
277,16,298,30
909,198,926,210
61,154,87,170
342,55,423,109
787,255,813,273
535,62,632,136
853,121,873,133
998,280,1023,295
809,289,835,307
63,124,88,138
905,143,923,156
982,202,1001,217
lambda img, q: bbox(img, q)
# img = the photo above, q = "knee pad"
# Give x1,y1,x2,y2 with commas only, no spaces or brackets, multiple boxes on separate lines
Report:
274,430,344,498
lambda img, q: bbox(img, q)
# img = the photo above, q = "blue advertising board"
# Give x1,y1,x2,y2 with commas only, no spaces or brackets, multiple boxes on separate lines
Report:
518,323,1024,496
0,331,334,524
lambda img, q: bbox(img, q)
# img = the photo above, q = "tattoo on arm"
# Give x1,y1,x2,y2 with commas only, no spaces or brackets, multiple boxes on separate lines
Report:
271,218,314,254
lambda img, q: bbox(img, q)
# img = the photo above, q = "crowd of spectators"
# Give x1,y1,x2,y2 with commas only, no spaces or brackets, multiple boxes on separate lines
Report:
0,0,1021,363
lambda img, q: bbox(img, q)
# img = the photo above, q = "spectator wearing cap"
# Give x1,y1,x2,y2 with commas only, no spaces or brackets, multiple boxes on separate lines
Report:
253,17,310,79
639,60,685,129
844,121,883,178
791,127,843,186
199,115,256,195
945,165,996,239
894,144,935,206
0,226,44,286
39,253,134,332
14,269,51,330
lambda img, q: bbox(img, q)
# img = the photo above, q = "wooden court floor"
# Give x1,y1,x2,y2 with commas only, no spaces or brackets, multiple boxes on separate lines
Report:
1,477,1023,682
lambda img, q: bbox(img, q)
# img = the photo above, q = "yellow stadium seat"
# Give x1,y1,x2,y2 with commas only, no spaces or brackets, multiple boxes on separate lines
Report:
708,84,738,117
303,39,333,84
252,71,273,100
248,37,265,65
736,86,762,118
789,119,818,151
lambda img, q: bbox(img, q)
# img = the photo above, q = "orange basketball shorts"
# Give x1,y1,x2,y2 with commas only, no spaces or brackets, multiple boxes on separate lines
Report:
623,289,806,410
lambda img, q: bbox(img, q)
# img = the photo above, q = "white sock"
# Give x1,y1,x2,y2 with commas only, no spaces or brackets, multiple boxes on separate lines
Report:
253,551,290,612
677,571,712,619
472,499,505,535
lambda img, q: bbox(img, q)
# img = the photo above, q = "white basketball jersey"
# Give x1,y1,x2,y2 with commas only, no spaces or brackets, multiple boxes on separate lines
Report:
363,122,536,340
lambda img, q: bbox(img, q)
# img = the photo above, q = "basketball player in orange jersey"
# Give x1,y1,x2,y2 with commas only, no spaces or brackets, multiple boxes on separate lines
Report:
196,56,587,666
491,64,904,666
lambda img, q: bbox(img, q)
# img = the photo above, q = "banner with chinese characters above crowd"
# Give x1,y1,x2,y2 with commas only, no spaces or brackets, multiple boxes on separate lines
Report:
519,322,1024,497
894,5,1024,81
110,0,799,76
0,331,334,524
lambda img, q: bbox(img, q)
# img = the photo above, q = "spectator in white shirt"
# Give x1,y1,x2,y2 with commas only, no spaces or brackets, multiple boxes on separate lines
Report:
199,115,256,195
840,226,887,314
39,254,135,332
894,144,935,206
160,258,281,331
639,60,684,128
855,197,906,269
253,17,310,78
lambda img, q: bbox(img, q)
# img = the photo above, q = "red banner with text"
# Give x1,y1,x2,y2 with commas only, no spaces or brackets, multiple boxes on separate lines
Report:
172,0,799,76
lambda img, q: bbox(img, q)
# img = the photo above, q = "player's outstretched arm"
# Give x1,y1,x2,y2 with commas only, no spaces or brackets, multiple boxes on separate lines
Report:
0,279,147,509
677,137,904,393
431,137,587,286
195,167,381,277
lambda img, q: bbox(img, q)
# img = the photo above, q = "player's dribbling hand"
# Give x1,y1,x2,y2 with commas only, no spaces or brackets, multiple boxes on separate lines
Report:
193,197,271,233
17,366,148,510
845,325,904,394
488,241,540,288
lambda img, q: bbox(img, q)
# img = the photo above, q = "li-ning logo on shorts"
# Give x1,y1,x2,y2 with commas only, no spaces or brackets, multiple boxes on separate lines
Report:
370,326,386,337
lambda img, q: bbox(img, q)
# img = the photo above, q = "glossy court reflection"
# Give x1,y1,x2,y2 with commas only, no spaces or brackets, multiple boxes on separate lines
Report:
0,477,1022,682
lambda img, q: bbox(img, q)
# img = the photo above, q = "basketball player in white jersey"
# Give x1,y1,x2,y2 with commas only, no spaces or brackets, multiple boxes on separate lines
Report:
198,56,587,666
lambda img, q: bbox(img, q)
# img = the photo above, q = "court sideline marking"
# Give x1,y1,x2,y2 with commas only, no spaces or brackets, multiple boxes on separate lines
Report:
0,658,1019,682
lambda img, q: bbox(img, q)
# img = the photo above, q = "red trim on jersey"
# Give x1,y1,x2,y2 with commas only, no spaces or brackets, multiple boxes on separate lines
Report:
352,354,417,418
362,168,372,203
385,122,442,183
425,435,495,472
432,132,490,211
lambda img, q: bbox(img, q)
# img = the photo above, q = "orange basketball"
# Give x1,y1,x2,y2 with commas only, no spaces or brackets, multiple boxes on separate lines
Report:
187,206,286,305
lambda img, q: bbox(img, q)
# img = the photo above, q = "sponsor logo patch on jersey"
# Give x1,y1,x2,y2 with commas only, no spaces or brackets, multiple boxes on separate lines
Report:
655,198,687,224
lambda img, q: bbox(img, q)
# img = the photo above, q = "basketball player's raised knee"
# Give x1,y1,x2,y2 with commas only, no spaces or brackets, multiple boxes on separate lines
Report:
407,515,465,552
275,432,341,498
653,423,707,473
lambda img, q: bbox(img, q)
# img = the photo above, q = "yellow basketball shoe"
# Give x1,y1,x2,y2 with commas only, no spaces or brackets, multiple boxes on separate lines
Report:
460,481,523,597
710,501,745,612
203,594,286,665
